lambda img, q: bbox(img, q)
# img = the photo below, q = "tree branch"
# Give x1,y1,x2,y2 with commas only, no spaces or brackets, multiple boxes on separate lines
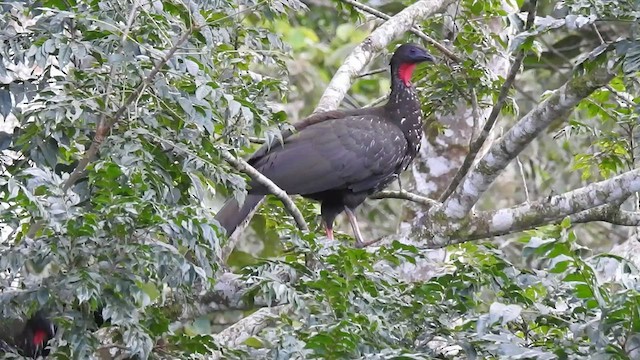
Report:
218,149,309,232
358,67,387,77
61,4,139,192
338,0,461,63
179,270,296,320
438,0,537,203
570,204,640,226
370,190,439,208
315,0,454,112
202,2,455,346
62,26,196,192
214,305,288,347
439,60,616,220
138,133,308,250
436,167,640,244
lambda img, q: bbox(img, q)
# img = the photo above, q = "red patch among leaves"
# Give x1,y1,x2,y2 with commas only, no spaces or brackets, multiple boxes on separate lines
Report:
32,330,47,346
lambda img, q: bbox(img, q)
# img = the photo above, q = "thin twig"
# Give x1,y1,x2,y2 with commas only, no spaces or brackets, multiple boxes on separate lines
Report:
370,190,439,208
122,2,139,42
605,85,636,108
141,131,308,233
592,23,605,44
218,149,309,232
144,132,217,167
97,344,131,352
366,94,388,108
516,155,530,203
358,68,387,77
438,0,538,203
62,26,197,192
344,92,361,109
537,38,573,78
338,0,461,63
248,136,266,144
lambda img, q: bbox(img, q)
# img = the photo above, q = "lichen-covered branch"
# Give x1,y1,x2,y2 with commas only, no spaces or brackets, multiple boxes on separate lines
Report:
338,0,461,63
570,205,640,226
179,266,298,321
315,0,454,111
430,167,640,245
438,0,538,203
208,305,291,359
440,62,615,220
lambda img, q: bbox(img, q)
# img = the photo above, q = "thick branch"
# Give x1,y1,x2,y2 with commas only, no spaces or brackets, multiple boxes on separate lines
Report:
315,0,453,111
440,62,615,220
219,149,309,232
438,0,537,202
440,167,640,243
213,305,288,347
570,205,640,226
202,0,455,350
179,270,295,320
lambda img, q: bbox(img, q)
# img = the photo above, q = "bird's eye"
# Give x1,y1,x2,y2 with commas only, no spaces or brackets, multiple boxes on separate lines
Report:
410,49,416,54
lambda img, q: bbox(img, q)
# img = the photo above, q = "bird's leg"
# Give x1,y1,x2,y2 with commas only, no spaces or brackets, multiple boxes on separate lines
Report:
396,174,402,191
321,202,340,241
344,206,366,248
324,223,334,240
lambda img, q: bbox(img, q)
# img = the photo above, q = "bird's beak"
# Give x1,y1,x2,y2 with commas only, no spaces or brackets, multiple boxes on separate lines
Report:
418,52,436,63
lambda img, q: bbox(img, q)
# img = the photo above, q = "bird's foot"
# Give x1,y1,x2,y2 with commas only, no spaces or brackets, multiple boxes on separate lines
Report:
354,237,383,248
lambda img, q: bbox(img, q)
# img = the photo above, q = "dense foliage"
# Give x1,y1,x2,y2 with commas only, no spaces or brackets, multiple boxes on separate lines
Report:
1,0,640,358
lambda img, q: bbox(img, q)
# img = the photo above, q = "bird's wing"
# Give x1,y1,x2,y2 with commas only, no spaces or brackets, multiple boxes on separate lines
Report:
247,109,350,162
248,114,408,196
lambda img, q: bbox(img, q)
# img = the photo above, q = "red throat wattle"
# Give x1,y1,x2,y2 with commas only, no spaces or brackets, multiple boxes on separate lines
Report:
32,330,47,346
398,63,417,86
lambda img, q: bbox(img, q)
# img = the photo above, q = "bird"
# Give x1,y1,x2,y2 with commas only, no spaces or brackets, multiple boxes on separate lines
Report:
0,311,56,358
215,43,434,247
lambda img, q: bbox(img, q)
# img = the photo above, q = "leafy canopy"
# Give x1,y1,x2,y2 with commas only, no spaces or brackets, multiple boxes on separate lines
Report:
1,0,640,358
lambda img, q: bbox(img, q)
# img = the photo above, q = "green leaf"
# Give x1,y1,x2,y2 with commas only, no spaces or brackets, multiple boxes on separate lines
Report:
244,337,264,348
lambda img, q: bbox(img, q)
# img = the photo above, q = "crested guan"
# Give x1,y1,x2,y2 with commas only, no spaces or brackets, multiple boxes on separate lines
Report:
216,43,434,247
0,311,55,358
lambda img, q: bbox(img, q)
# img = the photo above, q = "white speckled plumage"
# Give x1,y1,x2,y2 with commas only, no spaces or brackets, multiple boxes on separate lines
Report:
216,43,433,246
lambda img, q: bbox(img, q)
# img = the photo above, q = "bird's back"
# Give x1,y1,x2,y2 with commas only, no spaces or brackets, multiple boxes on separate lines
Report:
247,108,409,197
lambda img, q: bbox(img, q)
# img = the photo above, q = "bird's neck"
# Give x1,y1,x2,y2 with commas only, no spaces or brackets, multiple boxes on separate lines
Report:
385,68,423,155
395,63,416,86
387,62,419,106
386,73,420,117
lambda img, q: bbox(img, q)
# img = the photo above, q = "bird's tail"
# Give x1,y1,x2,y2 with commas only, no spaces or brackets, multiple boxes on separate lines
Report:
215,194,265,237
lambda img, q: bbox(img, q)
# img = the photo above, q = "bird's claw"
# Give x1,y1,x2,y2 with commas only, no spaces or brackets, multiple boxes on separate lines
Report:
354,238,382,248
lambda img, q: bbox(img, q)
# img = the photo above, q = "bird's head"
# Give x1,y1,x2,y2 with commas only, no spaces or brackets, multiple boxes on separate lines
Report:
20,311,55,357
390,43,435,86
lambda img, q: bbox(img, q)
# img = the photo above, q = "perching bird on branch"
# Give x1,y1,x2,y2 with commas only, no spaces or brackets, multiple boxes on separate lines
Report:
216,43,433,247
